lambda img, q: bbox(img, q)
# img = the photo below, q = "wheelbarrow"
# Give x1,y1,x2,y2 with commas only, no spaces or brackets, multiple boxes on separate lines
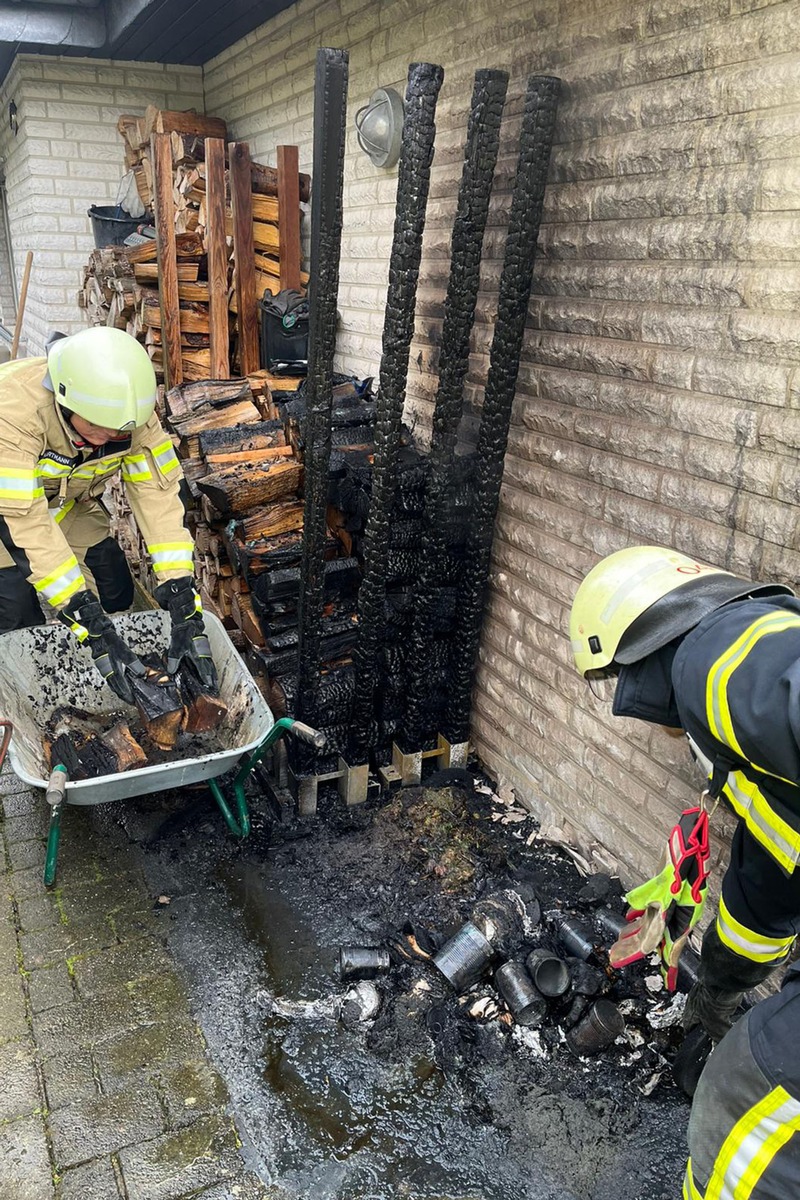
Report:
0,610,324,888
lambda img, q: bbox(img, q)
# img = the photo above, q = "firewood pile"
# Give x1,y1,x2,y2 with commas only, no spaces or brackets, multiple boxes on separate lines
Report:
78,106,309,384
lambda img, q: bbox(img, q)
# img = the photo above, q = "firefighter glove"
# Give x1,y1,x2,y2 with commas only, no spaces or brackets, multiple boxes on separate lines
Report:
60,590,146,706
609,803,710,991
154,577,218,693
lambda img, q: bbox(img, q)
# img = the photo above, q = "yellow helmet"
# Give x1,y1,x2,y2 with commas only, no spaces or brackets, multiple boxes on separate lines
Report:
48,328,156,431
569,545,793,678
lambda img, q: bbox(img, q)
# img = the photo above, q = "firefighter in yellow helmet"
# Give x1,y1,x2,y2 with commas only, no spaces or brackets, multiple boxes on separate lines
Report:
570,546,800,1092
0,327,216,703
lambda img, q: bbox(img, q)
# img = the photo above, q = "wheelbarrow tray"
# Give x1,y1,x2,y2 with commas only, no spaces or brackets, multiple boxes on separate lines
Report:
0,610,273,804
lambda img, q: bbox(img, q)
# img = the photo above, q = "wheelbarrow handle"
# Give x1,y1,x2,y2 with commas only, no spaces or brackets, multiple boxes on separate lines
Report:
289,721,327,751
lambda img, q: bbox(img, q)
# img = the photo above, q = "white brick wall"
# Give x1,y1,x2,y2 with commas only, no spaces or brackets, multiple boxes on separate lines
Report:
203,0,800,886
0,55,204,354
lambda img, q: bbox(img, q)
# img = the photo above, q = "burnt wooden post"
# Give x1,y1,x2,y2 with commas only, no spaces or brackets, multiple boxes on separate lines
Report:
295,47,350,734
444,74,561,745
400,68,509,754
350,61,444,764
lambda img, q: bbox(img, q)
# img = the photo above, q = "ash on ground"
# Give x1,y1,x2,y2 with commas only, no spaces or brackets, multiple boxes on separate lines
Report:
119,767,690,1200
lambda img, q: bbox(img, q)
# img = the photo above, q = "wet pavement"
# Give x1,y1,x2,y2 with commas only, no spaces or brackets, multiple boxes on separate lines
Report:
1,764,691,1200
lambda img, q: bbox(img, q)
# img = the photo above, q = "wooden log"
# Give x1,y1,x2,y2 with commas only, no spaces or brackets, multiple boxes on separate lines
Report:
129,669,186,750
100,722,148,771
175,662,228,733
277,145,302,292
206,136,231,380
124,231,203,264
134,263,200,282
238,499,305,542
205,446,293,466
143,105,228,142
167,377,251,422
229,141,260,375
251,158,311,203
174,399,262,437
196,460,302,518
231,591,265,647
151,132,183,388
141,296,210,334
198,420,286,457
47,731,118,780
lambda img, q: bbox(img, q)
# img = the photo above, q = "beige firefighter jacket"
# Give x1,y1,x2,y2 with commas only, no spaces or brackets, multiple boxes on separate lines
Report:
0,357,193,611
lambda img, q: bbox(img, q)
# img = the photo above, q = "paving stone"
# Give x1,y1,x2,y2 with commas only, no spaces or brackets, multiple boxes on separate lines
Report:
93,1021,206,1092
119,1115,242,1200
8,838,47,874
58,1154,121,1200
129,974,191,1024
3,809,51,844
109,906,162,942
6,865,52,901
192,1180,289,1200
27,963,75,1014
0,1113,54,1200
40,1047,97,1112
72,938,174,1000
0,1039,41,1121
58,873,149,926
33,987,139,1056
0,777,39,805
0,916,21,978
47,1083,165,1168
0,971,30,1045
20,920,107,970
17,893,65,935
157,1059,229,1128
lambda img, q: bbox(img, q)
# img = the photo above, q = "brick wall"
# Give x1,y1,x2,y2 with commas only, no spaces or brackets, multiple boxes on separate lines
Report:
204,0,800,887
0,55,204,355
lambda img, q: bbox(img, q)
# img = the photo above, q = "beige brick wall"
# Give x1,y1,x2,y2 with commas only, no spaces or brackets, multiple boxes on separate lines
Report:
0,55,204,355
204,0,800,887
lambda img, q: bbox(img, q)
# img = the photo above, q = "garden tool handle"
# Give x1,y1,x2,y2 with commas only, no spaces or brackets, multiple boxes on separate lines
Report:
290,721,327,751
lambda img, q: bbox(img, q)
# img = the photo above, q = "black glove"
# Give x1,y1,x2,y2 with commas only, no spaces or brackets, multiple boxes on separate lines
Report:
154,577,219,693
60,590,146,706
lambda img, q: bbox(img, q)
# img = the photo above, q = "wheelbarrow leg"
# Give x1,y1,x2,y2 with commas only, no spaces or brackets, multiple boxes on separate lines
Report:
43,765,68,889
209,718,326,838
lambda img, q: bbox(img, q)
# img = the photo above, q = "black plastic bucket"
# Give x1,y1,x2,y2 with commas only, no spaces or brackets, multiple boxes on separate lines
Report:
88,205,141,248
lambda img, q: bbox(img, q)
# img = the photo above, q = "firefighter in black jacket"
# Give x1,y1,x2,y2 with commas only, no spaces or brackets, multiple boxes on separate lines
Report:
569,546,800,1092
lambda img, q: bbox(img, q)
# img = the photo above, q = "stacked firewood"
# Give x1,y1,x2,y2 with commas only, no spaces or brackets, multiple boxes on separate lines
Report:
78,106,308,384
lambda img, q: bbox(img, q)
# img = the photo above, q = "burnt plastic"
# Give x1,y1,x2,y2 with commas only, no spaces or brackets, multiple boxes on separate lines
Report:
556,916,596,961
494,961,547,1028
338,946,391,982
565,999,625,1056
525,948,570,998
433,921,494,992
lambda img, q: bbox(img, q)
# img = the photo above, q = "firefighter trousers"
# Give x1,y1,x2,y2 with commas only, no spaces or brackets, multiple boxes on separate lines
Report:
683,1012,800,1198
0,499,133,631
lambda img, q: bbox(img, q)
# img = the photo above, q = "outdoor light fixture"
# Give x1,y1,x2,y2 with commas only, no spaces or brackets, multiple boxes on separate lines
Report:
8,100,17,137
354,87,404,169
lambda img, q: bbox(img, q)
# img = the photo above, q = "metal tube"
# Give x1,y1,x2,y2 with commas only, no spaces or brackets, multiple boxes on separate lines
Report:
443,74,561,744
400,68,508,752
349,62,444,763
295,47,349,742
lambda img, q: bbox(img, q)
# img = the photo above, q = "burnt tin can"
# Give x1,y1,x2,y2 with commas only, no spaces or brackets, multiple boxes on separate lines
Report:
525,948,571,998
494,961,547,1028
433,921,494,992
338,946,391,982
555,916,596,961
565,999,625,1056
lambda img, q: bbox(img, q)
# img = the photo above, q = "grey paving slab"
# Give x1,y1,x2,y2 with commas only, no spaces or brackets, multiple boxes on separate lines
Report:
0,1114,54,1200
27,963,75,1015
3,809,51,844
33,987,140,1056
0,1039,41,1122
118,1115,241,1200
20,920,107,970
71,938,174,1001
92,1020,207,1092
58,1155,121,1200
157,1059,229,1129
39,1048,98,1112
0,971,30,1046
47,1083,166,1169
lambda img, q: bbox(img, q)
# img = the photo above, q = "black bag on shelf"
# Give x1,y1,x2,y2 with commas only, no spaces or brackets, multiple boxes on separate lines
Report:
259,289,309,375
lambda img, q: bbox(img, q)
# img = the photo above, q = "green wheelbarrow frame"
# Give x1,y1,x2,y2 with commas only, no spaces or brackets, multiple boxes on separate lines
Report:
42,717,325,889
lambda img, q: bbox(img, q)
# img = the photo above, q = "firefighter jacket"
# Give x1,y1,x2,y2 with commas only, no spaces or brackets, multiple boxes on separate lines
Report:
684,961,800,1199
0,357,193,611
672,595,800,880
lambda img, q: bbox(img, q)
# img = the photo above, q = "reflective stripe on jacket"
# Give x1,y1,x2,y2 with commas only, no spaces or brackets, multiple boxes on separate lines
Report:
673,597,800,877
0,357,192,608
685,965,800,1198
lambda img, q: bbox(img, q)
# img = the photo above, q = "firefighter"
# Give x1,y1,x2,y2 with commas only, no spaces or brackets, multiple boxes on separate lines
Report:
0,326,217,703
568,545,800,1093
683,956,800,1198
